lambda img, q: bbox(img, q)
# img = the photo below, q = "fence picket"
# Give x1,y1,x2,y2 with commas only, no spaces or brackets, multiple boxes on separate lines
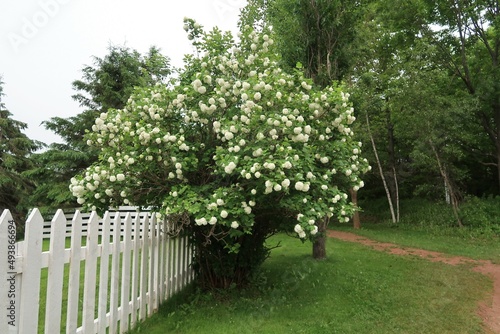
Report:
44,210,67,334
82,212,100,333
158,218,166,302
147,215,155,316
19,209,44,333
139,213,149,321
108,214,121,334
66,211,83,333
152,214,160,312
130,212,141,327
168,233,175,298
120,214,132,333
97,212,112,333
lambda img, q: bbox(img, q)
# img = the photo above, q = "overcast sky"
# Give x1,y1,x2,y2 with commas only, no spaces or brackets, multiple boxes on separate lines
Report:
0,0,246,146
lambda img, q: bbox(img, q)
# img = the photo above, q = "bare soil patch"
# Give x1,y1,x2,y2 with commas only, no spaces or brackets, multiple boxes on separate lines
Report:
328,230,500,334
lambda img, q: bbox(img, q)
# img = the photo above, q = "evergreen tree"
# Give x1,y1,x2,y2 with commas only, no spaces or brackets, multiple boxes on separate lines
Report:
25,45,171,213
0,77,41,232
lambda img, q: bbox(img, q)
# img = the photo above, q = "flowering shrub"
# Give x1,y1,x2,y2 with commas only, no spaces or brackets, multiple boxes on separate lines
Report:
70,19,369,287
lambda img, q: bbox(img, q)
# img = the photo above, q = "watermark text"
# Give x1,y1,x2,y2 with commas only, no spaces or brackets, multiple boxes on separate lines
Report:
7,0,74,52
5,220,16,327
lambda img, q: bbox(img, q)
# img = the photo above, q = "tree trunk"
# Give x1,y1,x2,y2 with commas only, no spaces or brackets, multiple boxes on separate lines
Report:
495,105,500,190
312,217,328,259
429,140,463,227
350,188,361,229
392,166,400,222
366,113,397,223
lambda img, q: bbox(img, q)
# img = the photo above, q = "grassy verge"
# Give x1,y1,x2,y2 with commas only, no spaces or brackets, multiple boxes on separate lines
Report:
338,198,500,263
128,234,491,334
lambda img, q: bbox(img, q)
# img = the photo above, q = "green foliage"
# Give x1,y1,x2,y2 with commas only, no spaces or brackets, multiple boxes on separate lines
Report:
72,45,171,111
242,0,368,86
0,77,41,231
460,195,500,235
357,197,500,244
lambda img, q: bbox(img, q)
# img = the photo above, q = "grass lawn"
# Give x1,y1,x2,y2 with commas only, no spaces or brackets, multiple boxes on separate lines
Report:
127,234,491,334
330,221,500,263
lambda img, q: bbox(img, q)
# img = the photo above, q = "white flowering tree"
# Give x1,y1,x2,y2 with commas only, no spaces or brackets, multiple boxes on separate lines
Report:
70,19,370,289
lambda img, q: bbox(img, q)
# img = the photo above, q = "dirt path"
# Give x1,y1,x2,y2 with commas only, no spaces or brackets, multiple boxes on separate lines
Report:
327,230,500,334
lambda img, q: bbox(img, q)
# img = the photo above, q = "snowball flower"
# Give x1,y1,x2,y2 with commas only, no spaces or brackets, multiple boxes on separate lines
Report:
253,148,263,157
231,221,239,229
294,224,303,233
310,226,319,235
209,217,218,225
220,210,228,218
295,181,304,191
224,162,237,174
281,179,291,188
195,217,208,226
116,174,125,182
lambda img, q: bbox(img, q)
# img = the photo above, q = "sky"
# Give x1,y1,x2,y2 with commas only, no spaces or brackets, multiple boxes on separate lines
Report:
0,0,247,146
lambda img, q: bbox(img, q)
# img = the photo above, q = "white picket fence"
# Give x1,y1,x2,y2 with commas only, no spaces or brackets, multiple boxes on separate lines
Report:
0,207,194,333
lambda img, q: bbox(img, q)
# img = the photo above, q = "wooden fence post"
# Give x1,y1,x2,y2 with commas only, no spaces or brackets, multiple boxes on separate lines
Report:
97,211,112,333
66,211,83,333
44,210,67,334
82,211,100,333
19,209,44,333
120,214,132,333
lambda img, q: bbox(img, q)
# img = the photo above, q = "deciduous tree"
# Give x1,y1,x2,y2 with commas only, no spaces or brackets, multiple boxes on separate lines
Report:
70,20,369,288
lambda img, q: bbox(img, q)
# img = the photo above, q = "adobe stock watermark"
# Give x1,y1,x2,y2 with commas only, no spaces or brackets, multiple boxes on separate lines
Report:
7,0,74,53
212,0,246,22
5,220,17,328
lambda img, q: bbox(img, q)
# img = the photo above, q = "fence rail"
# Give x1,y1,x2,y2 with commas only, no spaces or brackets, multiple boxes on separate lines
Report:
0,208,194,333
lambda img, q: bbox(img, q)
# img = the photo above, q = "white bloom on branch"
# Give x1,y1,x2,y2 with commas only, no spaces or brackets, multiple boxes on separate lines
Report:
224,162,237,174
294,224,303,233
310,226,318,235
